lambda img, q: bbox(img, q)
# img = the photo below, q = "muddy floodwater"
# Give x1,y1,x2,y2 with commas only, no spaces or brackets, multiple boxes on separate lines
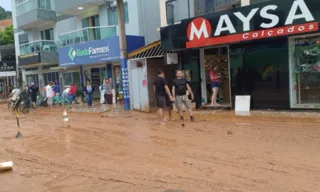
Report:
0,107,320,192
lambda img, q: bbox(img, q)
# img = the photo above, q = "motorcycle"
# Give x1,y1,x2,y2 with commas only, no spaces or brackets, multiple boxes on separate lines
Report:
7,96,30,114
7,99,17,112
17,96,30,114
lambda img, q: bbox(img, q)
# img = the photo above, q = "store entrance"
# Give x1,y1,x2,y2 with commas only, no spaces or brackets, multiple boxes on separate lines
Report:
204,46,231,107
290,34,320,108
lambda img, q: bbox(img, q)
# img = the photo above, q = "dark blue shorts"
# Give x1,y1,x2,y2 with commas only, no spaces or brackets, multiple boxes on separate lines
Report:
211,82,220,88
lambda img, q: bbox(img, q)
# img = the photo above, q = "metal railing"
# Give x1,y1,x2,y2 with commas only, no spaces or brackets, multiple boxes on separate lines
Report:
16,0,55,16
58,26,117,47
19,40,57,55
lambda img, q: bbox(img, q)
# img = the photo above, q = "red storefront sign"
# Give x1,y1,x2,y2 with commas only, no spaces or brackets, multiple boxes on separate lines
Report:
186,0,319,48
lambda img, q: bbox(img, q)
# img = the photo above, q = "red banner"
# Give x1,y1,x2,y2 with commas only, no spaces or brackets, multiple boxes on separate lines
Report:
186,22,318,48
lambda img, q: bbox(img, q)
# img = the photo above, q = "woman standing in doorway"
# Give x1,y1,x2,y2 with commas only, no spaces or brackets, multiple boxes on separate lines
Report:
104,78,114,112
83,80,94,107
210,65,221,106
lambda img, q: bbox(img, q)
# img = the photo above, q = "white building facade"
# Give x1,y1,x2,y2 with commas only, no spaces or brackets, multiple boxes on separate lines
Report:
12,0,161,98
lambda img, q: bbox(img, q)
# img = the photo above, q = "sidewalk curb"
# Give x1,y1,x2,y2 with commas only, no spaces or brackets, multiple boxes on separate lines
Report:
194,113,320,123
193,113,320,124
29,108,320,123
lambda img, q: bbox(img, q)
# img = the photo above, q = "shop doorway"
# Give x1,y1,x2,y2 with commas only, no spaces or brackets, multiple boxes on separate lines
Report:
0,77,15,98
43,72,59,85
26,74,39,88
203,46,231,107
112,65,123,103
289,34,320,108
62,72,81,90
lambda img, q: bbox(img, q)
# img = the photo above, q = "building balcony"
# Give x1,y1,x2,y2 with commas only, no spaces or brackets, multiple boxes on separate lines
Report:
55,0,107,15
166,0,193,26
58,26,117,47
18,40,58,66
165,0,241,25
214,0,241,12
16,0,56,30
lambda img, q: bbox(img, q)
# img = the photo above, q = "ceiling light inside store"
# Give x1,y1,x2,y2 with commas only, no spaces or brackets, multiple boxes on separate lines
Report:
78,7,84,10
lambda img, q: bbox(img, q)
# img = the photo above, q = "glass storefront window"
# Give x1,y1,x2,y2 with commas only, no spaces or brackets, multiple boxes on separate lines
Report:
204,47,230,105
229,38,289,109
62,72,80,90
26,74,39,87
289,34,320,108
113,65,123,101
43,72,59,86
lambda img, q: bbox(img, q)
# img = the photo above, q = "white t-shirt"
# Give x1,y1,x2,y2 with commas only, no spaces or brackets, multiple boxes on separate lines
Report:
11,89,21,100
45,85,53,98
63,88,70,95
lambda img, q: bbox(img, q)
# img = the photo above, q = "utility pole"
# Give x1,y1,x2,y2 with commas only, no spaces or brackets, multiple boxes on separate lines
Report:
116,0,130,111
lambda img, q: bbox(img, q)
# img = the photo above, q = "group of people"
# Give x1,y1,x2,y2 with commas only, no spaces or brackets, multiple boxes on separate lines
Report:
44,81,77,110
153,66,221,125
63,78,114,110
153,69,195,125
8,65,221,115
8,78,116,111
8,84,37,110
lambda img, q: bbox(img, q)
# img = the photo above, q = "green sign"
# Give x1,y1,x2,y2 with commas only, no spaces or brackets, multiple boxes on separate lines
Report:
67,46,109,61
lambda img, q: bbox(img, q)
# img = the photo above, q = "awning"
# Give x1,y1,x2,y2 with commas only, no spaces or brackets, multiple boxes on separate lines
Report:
128,40,166,59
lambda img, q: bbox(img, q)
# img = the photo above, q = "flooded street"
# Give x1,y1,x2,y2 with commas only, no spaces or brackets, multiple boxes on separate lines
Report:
1,107,320,192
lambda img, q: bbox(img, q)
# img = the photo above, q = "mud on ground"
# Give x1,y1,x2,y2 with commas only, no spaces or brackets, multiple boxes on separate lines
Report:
0,108,320,192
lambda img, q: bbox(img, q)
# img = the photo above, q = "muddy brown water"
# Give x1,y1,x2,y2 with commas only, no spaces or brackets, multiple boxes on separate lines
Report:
0,107,320,192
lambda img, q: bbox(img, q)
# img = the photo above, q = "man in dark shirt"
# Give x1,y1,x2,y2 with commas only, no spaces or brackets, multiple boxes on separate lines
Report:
29,82,39,108
172,70,195,122
153,69,173,125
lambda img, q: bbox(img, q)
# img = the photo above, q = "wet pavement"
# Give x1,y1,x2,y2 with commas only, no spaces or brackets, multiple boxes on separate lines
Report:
1,105,320,192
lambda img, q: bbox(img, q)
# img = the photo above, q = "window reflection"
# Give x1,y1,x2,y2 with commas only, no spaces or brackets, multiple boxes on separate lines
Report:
230,38,289,109
290,35,320,107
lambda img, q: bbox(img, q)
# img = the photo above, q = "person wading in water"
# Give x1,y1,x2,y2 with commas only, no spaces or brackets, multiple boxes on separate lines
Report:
83,80,94,107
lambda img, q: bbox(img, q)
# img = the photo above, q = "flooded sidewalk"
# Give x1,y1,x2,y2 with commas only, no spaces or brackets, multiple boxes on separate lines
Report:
36,102,320,123
1,105,320,192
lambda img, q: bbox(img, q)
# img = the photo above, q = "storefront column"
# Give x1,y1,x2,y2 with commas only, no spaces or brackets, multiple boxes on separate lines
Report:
159,0,168,27
117,0,130,111
121,59,130,110
80,65,84,92
199,48,207,105
107,63,112,78
21,68,26,86
38,66,44,88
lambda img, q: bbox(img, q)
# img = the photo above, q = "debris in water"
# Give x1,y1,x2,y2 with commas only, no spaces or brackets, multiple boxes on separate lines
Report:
0,161,13,172
181,123,185,127
228,130,233,135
